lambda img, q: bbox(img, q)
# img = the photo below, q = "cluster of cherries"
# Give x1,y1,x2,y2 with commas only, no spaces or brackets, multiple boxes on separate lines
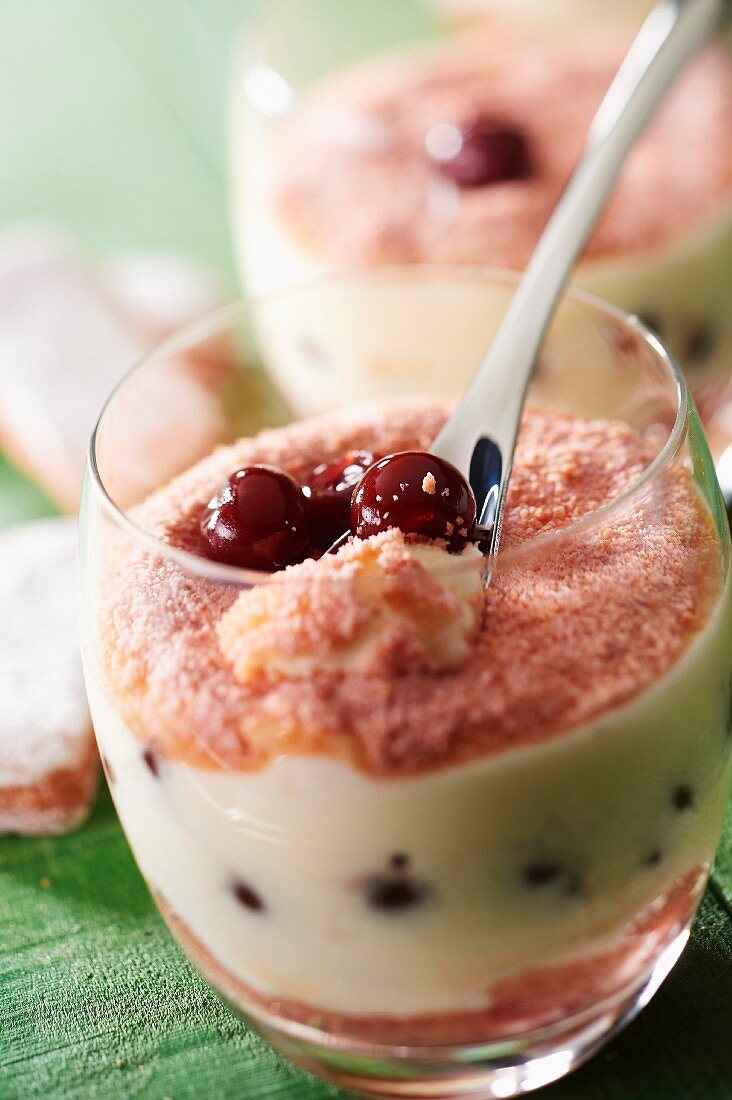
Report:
201,450,477,572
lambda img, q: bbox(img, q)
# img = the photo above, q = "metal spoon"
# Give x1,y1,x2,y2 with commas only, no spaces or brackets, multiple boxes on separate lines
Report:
716,444,732,516
431,0,729,559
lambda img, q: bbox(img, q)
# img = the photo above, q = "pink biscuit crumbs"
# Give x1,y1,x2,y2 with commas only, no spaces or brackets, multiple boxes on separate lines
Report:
422,472,437,495
218,529,478,683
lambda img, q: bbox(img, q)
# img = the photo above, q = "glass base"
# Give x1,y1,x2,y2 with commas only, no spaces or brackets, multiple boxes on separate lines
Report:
251,930,690,1099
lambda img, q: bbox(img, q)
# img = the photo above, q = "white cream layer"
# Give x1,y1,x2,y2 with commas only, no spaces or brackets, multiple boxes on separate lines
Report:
84,581,732,1018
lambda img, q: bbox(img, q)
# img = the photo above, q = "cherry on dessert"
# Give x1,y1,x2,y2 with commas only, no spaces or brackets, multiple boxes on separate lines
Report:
430,117,531,188
350,451,476,551
302,450,374,550
201,466,311,571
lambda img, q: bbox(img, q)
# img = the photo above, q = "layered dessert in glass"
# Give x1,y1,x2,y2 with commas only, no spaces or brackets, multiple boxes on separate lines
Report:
80,272,732,1097
233,7,732,448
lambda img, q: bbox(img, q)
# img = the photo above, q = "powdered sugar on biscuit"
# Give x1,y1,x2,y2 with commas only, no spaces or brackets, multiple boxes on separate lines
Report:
0,518,97,832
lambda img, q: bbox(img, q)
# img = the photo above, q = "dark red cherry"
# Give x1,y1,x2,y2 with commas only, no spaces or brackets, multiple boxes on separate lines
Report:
433,118,531,188
350,451,476,551
201,465,311,571
302,450,374,550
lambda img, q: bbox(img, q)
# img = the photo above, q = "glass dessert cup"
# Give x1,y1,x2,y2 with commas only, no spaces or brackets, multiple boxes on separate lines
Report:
79,269,732,1098
230,0,732,457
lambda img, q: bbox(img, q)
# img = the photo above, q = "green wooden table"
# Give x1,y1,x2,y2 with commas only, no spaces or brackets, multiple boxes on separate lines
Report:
1,4,731,1096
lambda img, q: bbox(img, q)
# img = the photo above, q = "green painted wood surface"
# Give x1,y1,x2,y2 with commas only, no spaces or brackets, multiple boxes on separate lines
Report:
0,4,730,1097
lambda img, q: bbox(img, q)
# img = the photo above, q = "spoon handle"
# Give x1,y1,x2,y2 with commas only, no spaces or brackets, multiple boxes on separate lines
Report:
432,0,728,555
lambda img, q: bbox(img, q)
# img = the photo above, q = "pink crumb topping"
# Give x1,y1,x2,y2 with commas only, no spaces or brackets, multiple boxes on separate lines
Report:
100,400,721,775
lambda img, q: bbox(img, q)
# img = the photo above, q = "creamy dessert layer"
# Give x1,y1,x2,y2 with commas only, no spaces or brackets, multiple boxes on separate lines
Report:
161,866,706,1042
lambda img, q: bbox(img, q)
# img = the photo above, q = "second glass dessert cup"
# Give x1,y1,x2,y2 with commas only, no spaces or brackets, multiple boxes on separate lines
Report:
79,269,732,1097
231,0,732,460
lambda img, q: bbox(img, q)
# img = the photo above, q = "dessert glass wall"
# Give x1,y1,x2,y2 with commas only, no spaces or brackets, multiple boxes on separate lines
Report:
80,269,732,1097
231,0,732,459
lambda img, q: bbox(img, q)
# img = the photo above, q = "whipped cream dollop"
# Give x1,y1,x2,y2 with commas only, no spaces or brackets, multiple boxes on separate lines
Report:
218,529,484,682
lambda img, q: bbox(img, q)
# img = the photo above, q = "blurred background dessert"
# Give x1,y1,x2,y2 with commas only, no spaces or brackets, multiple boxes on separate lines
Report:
233,7,732,451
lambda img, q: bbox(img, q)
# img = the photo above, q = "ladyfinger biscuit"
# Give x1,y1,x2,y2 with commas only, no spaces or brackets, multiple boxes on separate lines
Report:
0,517,98,835
0,226,226,512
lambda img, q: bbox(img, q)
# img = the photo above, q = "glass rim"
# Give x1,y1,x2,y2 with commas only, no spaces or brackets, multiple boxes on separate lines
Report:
87,263,689,588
